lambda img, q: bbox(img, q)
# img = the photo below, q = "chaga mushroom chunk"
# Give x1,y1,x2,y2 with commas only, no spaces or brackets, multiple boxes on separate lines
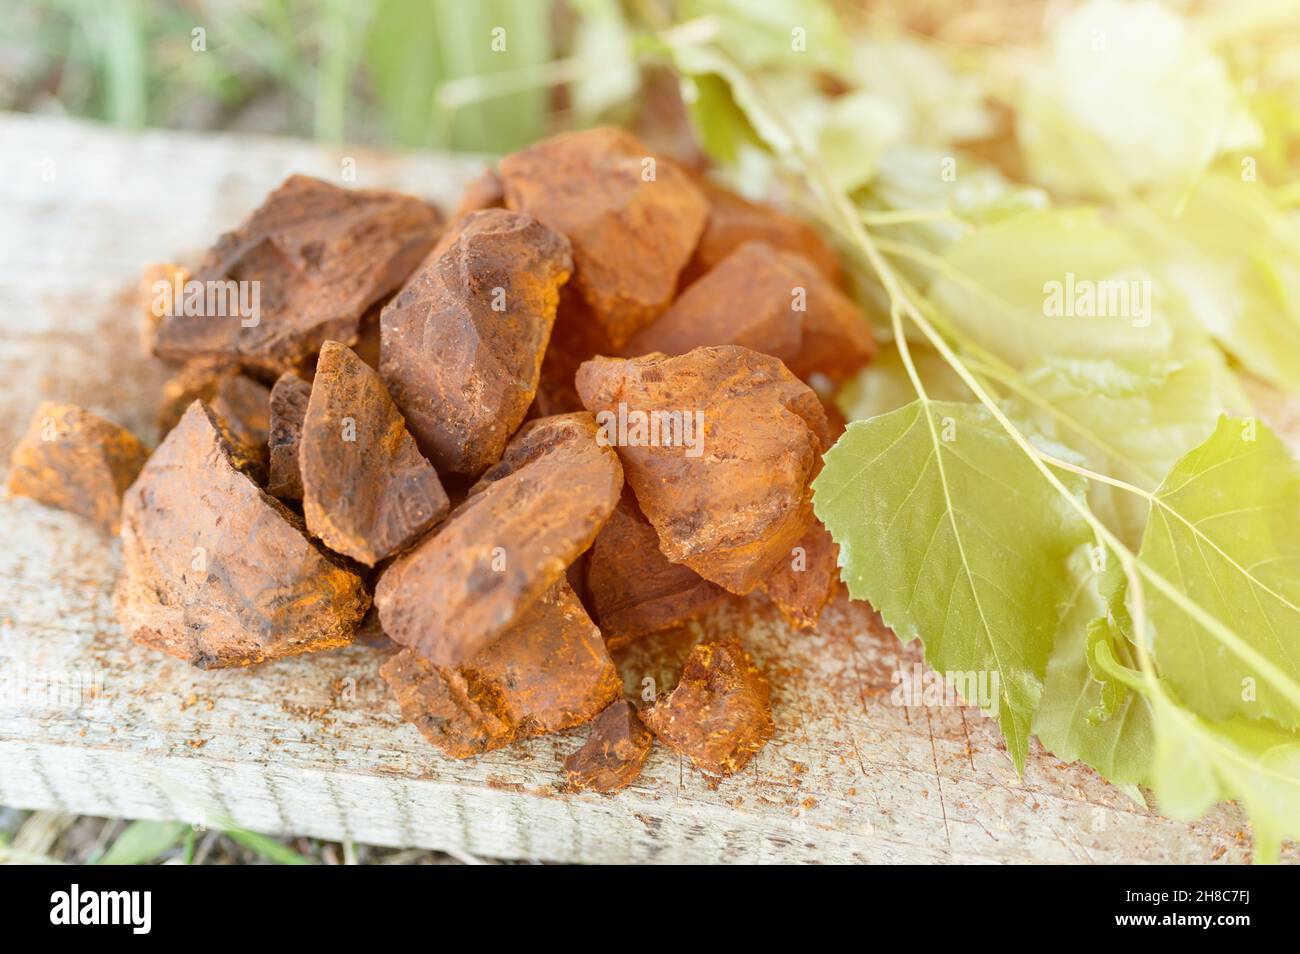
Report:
8,402,148,535
499,126,708,347
301,342,448,565
586,491,725,648
641,640,774,777
575,345,829,595
624,241,875,384
380,580,621,758
469,411,601,494
158,363,271,468
563,700,654,794
375,411,622,666
153,175,442,376
380,208,573,475
682,176,843,287
114,401,369,668
760,522,840,630
267,371,311,499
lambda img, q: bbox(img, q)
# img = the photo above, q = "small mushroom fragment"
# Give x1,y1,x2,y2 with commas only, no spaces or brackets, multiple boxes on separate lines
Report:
138,261,190,354
760,522,840,629
682,176,843,287
499,126,708,346
115,402,369,668
381,580,621,758
153,175,442,376
641,640,774,777
563,700,654,794
586,491,725,648
380,208,573,475
266,371,311,499
301,341,448,566
450,166,505,221
576,345,829,594
8,402,149,535
157,364,271,471
624,241,875,383
375,411,622,666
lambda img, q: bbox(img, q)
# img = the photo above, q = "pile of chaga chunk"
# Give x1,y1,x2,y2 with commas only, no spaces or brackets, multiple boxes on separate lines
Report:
7,127,875,793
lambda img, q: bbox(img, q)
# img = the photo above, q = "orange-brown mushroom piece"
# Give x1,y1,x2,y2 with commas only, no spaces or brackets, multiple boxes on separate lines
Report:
641,640,774,777
576,345,829,595
380,208,573,475
499,126,708,347
300,341,448,566
153,175,442,376
115,401,369,668
381,580,621,758
8,402,149,535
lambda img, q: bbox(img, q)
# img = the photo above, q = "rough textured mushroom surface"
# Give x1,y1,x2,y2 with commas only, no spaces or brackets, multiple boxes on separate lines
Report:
380,208,573,475
563,701,654,794
641,640,774,777
153,174,442,375
114,401,369,668
375,411,622,666
576,345,829,594
301,341,448,566
266,370,311,499
624,241,875,383
381,580,620,758
586,490,725,647
499,126,708,347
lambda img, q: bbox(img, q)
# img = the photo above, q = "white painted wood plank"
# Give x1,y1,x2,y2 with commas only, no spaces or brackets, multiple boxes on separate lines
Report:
0,114,1290,863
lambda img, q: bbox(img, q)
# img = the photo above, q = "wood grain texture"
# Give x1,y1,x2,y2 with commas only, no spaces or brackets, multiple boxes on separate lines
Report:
0,114,1293,864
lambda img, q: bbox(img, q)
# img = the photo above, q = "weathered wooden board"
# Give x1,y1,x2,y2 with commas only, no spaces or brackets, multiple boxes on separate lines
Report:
0,114,1293,864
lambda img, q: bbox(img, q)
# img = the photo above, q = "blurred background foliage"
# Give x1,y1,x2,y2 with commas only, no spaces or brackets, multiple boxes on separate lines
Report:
0,0,652,153
3,0,1299,180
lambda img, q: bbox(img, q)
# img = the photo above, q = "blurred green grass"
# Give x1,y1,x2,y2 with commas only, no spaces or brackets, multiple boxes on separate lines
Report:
0,0,589,153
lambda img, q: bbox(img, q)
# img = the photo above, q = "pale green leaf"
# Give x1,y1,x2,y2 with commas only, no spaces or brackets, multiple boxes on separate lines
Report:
1034,546,1153,796
1145,698,1300,864
95,820,188,865
835,342,967,423
1015,357,1229,547
813,400,1093,769
677,0,847,71
1017,0,1259,198
1143,416,1300,728
1158,174,1300,394
928,208,1176,369
568,0,639,124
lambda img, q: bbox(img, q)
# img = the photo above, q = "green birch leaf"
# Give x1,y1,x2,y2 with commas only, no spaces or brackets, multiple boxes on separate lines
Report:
1015,357,1229,547
1145,698,1300,864
835,342,967,423
1159,174,1300,394
813,400,1093,769
1142,416,1300,728
928,208,1176,369
1034,546,1152,798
